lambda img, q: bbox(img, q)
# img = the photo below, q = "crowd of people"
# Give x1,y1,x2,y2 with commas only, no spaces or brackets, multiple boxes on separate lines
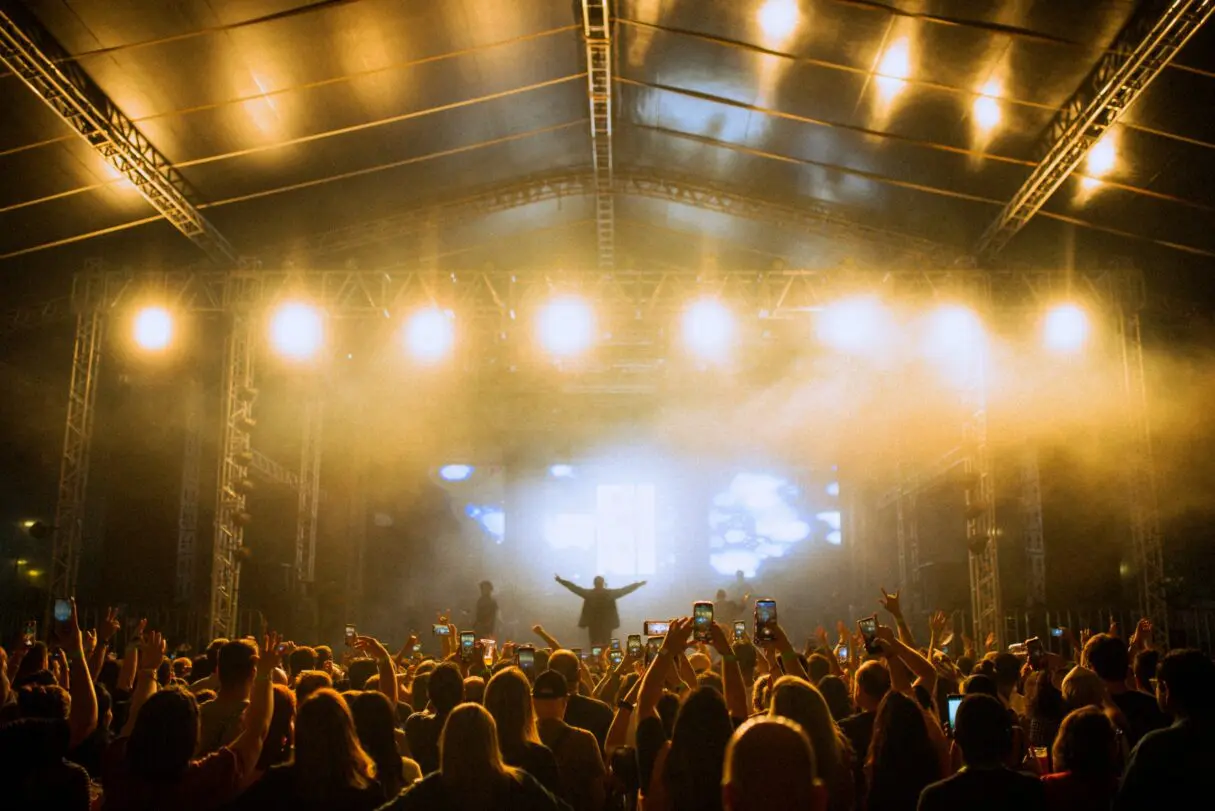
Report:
1,587,1212,810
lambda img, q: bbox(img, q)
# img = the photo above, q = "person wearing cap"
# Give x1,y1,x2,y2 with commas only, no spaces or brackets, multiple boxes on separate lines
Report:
533,670,606,811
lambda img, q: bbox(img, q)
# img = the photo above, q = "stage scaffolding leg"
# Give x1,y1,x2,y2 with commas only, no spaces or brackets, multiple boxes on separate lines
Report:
208,320,255,641
966,324,1002,649
175,378,203,604
293,394,323,635
1022,442,1047,608
894,491,921,616
1120,310,1167,638
345,457,367,625
49,312,103,612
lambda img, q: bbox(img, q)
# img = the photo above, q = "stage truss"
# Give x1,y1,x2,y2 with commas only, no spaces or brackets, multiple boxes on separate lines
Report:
49,264,1162,643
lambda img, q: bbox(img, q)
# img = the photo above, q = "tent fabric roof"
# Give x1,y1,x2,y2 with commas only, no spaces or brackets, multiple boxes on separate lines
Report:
2,0,1214,303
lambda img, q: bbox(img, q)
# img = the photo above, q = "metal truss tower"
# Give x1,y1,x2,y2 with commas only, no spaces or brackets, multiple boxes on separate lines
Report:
894,490,921,618
976,0,1214,259
209,320,255,640
295,397,324,589
964,345,1002,648
581,0,615,269
48,313,103,607
0,2,239,265
1120,309,1167,637
175,378,204,604
1021,443,1047,607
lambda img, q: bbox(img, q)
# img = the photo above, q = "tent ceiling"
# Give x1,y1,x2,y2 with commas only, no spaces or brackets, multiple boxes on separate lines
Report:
2,0,1214,304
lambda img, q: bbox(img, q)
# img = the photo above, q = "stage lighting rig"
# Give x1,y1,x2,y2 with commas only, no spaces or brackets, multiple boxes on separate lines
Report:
682,298,734,362
537,296,595,358
269,302,324,361
1042,303,1090,353
132,306,173,351
404,308,455,364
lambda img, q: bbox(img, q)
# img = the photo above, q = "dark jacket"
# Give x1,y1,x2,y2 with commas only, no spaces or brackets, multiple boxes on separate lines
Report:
555,578,643,633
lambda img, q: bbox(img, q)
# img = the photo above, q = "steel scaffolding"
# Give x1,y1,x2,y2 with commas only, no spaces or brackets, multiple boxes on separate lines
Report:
209,320,255,640
1021,443,1047,607
48,312,103,608
0,2,239,265
976,0,1215,258
175,378,204,604
964,338,1002,648
894,490,921,618
581,0,615,269
1120,309,1167,638
295,396,324,587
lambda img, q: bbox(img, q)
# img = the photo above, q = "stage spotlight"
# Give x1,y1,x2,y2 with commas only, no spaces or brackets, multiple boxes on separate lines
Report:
972,79,1002,133
875,37,911,103
1043,303,1090,353
537,296,595,357
439,464,474,482
924,305,985,362
269,302,323,360
816,296,890,353
404,308,454,364
757,0,799,43
682,298,734,361
133,306,173,351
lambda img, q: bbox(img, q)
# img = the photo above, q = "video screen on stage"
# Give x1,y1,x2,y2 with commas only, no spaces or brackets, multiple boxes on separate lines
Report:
431,458,842,583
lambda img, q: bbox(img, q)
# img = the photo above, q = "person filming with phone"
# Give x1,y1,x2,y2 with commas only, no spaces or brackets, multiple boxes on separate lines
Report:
554,574,646,648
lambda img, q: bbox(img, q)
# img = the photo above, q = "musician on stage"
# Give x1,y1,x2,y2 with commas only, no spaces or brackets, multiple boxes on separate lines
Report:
554,574,646,647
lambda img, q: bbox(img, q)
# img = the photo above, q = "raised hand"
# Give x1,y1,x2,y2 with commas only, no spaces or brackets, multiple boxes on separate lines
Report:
815,625,830,649
929,610,949,636
83,630,97,656
259,632,282,674
1130,619,1153,651
139,631,166,670
879,587,903,618
98,607,121,644
353,635,391,662
708,621,733,657
53,598,83,652
660,617,695,654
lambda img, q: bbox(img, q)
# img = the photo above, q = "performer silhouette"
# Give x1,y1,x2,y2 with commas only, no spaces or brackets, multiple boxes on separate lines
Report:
554,574,646,647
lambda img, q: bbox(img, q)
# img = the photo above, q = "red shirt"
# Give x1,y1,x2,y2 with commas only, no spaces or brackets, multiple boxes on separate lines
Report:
101,736,245,811
1041,771,1117,811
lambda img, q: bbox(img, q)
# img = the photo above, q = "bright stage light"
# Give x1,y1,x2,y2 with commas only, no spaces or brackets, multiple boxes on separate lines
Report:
816,296,890,353
132,306,173,351
924,305,984,362
537,296,595,357
1042,303,1090,353
757,0,799,42
973,79,1002,133
439,464,474,482
682,299,734,361
875,38,911,102
404,308,454,364
269,302,324,360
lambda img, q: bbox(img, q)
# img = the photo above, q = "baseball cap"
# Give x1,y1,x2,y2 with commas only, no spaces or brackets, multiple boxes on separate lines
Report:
532,669,569,700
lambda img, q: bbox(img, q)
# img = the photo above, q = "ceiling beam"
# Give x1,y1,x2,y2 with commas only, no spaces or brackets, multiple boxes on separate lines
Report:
273,168,958,266
0,1,240,265
974,0,1215,261
581,0,615,269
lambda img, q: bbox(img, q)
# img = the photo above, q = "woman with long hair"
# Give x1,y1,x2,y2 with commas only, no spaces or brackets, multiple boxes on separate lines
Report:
232,688,381,810
769,675,856,811
383,702,563,809
347,690,421,798
1041,707,1119,811
101,632,277,811
864,691,944,811
483,667,561,796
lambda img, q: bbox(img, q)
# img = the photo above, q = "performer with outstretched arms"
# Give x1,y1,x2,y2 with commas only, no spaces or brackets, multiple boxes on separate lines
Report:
554,574,646,647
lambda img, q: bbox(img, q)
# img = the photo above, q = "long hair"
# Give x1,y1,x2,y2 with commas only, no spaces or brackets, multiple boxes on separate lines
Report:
348,691,407,797
1052,706,1118,777
866,691,941,811
769,676,847,790
440,703,521,808
127,688,199,782
665,687,734,811
484,667,539,751
257,684,296,771
291,689,374,798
